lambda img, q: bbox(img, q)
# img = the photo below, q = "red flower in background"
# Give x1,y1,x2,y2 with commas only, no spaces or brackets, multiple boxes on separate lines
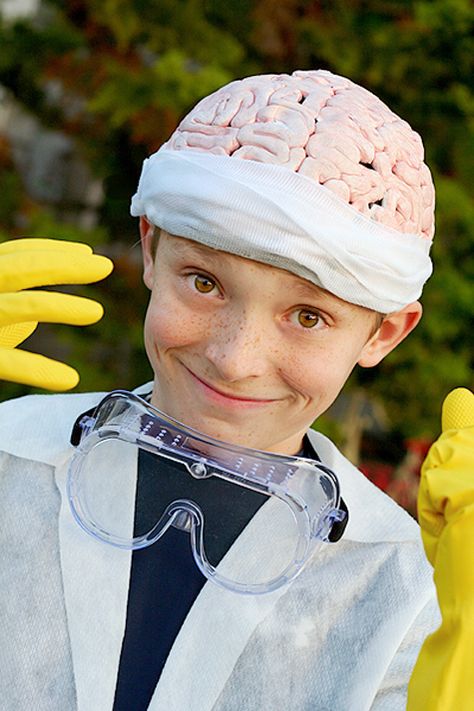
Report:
360,437,434,519
359,462,393,492
405,437,433,459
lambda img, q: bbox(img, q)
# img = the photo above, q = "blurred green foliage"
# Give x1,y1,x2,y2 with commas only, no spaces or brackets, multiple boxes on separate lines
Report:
0,0,472,443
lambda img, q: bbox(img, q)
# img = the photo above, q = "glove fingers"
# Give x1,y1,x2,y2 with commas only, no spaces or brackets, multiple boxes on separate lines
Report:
422,432,474,511
0,291,104,327
0,347,79,390
417,500,444,566
0,238,93,256
442,388,474,431
0,251,113,292
0,321,38,348
418,387,474,567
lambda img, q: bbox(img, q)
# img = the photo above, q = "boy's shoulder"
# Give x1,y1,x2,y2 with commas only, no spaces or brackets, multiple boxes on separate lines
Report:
0,384,152,466
307,428,422,544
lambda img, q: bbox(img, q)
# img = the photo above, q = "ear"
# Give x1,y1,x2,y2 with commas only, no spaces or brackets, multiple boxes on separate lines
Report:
140,217,156,290
358,302,423,368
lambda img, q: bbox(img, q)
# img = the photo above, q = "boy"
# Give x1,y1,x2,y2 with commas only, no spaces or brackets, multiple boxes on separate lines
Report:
0,70,439,710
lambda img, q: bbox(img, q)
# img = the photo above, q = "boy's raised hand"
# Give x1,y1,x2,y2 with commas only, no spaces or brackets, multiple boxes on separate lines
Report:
0,238,113,391
407,387,474,710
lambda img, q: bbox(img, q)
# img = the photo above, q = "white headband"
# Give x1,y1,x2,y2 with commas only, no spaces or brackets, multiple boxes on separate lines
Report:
131,149,433,312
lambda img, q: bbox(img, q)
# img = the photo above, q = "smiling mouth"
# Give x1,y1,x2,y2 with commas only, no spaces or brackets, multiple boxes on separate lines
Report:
182,365,278,405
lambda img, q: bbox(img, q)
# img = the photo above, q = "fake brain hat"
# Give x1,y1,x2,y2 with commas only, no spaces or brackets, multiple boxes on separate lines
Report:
131,70,435,313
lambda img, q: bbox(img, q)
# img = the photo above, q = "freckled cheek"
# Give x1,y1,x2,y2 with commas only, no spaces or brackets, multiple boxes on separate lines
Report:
277,349,319,399
144,297,211,352
278,346,350,403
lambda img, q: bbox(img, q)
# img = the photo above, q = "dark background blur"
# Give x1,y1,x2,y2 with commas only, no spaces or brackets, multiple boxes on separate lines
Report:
1,0,473,514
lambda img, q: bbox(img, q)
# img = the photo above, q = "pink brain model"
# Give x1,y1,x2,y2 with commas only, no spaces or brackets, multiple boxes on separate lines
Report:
165,70,435,240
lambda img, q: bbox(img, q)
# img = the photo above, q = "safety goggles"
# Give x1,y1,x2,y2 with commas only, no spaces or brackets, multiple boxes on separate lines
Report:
68,390,347,595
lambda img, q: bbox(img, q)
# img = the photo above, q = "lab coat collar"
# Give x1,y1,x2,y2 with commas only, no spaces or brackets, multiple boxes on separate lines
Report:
306,429,419,543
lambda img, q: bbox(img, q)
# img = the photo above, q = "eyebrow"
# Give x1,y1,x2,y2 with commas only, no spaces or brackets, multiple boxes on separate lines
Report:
170,238,225,263
288,278,326,301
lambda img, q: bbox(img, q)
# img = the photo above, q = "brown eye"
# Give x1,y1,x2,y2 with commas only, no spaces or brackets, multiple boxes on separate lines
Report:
194,274,216,294
297,310,321,328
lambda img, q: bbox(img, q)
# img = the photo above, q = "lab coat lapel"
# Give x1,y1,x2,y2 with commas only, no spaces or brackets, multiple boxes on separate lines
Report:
148,498,291,711
55,446,136,711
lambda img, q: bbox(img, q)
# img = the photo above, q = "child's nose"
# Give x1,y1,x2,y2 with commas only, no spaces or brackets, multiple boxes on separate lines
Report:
203,313,270,382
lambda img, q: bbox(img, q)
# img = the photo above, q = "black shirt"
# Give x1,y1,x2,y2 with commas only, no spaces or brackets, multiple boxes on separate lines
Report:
113,448,272,711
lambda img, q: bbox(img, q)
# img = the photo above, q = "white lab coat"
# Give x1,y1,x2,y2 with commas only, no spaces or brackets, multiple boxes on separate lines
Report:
0,387,439,711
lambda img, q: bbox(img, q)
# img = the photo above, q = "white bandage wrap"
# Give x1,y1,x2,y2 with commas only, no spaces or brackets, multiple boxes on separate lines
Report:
131,149,433,312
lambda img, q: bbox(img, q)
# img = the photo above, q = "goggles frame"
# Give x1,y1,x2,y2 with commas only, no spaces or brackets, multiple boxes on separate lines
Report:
68,390,347,594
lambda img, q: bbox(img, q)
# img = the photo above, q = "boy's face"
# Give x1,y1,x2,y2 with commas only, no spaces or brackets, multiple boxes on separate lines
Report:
141,226,419,455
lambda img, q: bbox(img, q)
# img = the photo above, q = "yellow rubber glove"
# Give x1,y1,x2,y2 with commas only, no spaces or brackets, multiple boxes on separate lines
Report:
0,238,113,391
407,388,474,710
